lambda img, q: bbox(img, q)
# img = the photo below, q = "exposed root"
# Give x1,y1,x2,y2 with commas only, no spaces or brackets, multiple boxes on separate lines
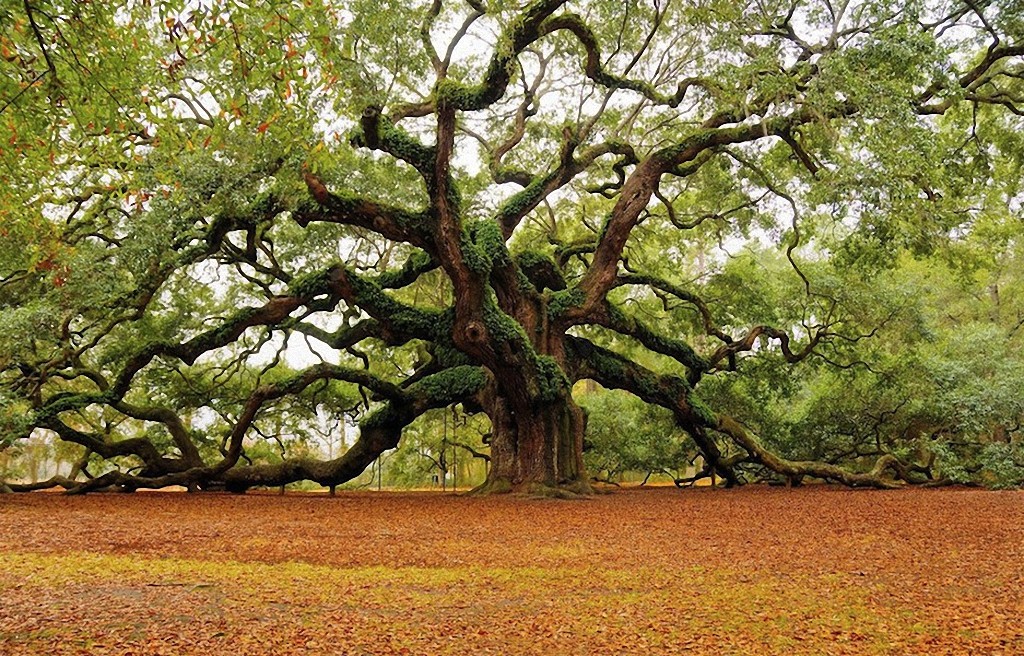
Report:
470,478,594,498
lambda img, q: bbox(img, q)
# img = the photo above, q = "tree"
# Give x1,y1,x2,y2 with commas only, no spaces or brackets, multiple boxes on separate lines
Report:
697,245,1024,487
580,387,693,484
1,0,1022,494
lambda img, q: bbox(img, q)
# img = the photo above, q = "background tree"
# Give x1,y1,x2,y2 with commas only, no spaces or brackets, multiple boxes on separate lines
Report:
579,388,695,484
1,0,1023,494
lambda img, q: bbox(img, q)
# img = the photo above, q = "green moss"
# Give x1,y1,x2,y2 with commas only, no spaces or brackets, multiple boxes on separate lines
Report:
534,355,569,403
460,225,490,275
36,391,112,423
425,309,471,367
587,346,628,383
458,220,509,276
516,268,536,293
374,251,434,289
686,390,718,426
662,375,693,399
432,339,472,368
514,249,553,271
494,177,547,225
434,79,478,108
482,295,529,344
604,304,709,374
474,219,507,264
548,288,585,319
359,403,411,430
352,121,436,172
287,269,332,298
343,268,442,339
515,249,566,292
410,366,488,404
631,370,664,400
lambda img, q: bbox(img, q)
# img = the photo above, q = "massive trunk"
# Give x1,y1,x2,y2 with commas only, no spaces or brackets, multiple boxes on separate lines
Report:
469,307,591,495
479,392,589,495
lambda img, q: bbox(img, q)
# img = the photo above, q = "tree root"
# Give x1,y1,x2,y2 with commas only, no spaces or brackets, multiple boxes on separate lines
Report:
470,477,594,498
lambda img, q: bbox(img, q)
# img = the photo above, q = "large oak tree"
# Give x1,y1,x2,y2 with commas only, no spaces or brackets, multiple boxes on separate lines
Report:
1,0,1022,494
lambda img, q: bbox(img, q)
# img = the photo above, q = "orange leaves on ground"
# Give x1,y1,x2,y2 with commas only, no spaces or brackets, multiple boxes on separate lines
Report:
0,487,1022,655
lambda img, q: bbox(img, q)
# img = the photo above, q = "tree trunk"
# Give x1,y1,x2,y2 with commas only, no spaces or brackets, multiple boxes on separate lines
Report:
477,392,590,496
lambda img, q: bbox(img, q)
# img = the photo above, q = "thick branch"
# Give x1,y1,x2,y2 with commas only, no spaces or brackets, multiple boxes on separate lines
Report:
715,415,904,489
298,172,433,250
585,303,709,377
565,336,738,486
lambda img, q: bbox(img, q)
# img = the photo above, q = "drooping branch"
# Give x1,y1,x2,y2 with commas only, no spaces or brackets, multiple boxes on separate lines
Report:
31,263,433,434
714,415,907,489
564,336,738,486
41,417,189,475
51,361,489,494
566,336,915,489
217,364,491,491
111,401,203,467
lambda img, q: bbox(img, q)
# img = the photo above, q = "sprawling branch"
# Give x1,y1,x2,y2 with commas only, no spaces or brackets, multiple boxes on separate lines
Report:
538,14,711,107
614,274,732,344
918,44,1024,114
297,172,433,250
573,108,857,320
584,303,709,378
494,140,638,239
714,415,905,489
566,336,913,489
565,336,738,486
706,325,823,370
435,0,569,111
212,364,489,491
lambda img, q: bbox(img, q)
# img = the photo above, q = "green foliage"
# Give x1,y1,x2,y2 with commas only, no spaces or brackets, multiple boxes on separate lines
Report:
2,0,1023,492
697,244,1024,487
580,388,692,479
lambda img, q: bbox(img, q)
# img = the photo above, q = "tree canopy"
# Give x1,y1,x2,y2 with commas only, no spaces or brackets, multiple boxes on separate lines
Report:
1,0,1023,494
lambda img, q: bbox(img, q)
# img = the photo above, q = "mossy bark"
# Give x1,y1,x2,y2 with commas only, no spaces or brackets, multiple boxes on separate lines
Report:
475,330,591,495
481,395,588,493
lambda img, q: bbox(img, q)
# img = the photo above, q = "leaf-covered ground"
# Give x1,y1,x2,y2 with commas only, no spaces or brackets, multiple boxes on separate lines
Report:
1,486,1022,655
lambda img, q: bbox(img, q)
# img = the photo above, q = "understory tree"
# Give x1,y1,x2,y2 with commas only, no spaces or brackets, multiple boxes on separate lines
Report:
1,0,1022,494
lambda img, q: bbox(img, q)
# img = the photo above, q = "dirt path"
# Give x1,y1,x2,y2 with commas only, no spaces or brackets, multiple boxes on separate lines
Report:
1,486,1022,654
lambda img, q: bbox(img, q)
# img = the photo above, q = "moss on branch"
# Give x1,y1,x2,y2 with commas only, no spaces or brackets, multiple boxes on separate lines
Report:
408,365,488,405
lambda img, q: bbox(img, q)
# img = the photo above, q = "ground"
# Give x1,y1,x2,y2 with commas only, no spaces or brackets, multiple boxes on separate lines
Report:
0,486,1022,655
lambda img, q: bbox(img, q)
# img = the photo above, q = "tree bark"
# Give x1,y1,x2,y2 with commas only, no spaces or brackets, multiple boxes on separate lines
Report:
477,392,590,495
472,313,591,496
